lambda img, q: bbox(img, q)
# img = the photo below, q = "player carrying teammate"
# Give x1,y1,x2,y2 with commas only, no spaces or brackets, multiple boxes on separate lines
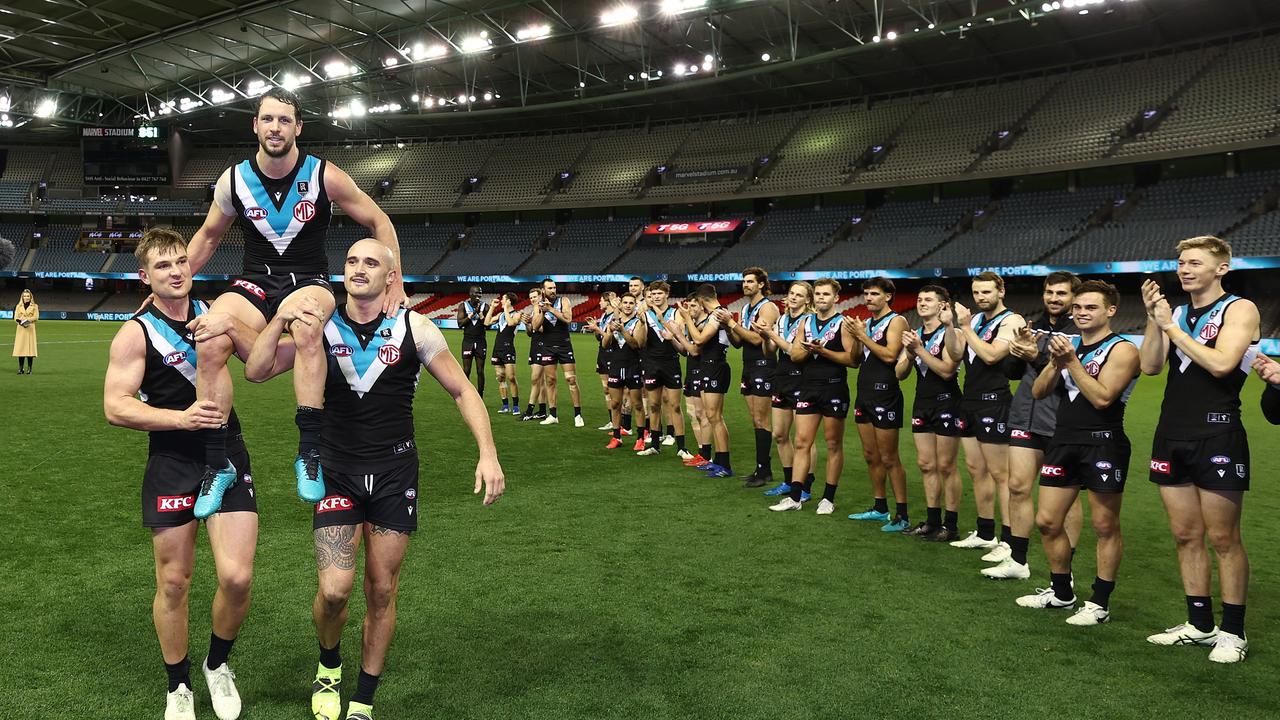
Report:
185,87,403,516
895,285,963,541
1016,280,1139,627
846,277,911,531
945,272,1026,552
770,279,858,514
484,293,520,413
105,228,259,720
245,239,505,718
1140,236,1260,664
725,267,780,487
455,285,488,396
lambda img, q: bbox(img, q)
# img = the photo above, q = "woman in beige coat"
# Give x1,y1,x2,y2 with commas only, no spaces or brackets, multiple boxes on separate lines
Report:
12,288,37,374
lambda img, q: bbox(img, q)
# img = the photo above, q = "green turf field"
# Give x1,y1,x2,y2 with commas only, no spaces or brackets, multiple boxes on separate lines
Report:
1,321,1276,719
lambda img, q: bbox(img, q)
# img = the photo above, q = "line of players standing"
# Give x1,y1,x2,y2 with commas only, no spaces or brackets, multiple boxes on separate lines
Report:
456,236,1274,664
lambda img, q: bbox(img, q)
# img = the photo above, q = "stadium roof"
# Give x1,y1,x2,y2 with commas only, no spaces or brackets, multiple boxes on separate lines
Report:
0,0,1277,140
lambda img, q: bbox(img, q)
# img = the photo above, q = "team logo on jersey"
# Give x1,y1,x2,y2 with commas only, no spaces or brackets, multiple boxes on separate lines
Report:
244,207,268,221
1150,459,1172,475
1236,463,1247,478
157,495,195,512
1210,455,1231,465
293,199,316,223
232,278,266,300
378,344,402,366
1085,361,1101,376
1040,465,1065,478
380,328,393,339
317,496,354,513
163,350,189,366
405,488,417,500
1095,461,1113,470
1200,323,1219,341
1207,412,1232,424
330,344,354,357
297,181,309,194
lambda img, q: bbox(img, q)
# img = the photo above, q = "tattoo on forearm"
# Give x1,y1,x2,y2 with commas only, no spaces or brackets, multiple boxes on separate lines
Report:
371,525,406,537
315,526,357,571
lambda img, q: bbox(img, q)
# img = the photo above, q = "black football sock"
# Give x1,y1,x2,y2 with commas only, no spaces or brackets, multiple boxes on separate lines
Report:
666,424,675,438
549,407,558,418
319,642,342,670
754,429,772,475
1187,595,1215,633
944,510,958,529
895,502,908,522
1000,524,1013,546
352,669,380,705
822,482,838,502
622,412,632,430
1009,535,1031,565
788,480,804,502
713,451,731,472
1050,572,1074,602
524,403,534,416
976,517,996,541
295,406,323,455
926,506,942,528
538,403,547,415
165,656,191,693
804,473,816,492
574,406,582,418
612,427,621,439
1090,577,1116,610
1221,602,1246,637
873,497,889,514
700,443,712,459
205,424,229,469
512,395,519,409
782,466,793,484
206,632,235,670
675,435,687,451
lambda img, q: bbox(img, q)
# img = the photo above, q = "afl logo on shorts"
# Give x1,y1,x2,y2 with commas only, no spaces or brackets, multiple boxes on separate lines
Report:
1095,461,1113,470
378,344,402,366
330,344,354,357
293,199,316,223
1210,455,1231,465
244,207,268,221
1200,323,1219,341
404,488,417,500
163,351,188,366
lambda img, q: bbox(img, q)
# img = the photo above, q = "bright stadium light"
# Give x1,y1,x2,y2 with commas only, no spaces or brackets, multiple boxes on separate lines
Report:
760,52,771,62
483,91,493,101
468,94,476,102
886,30,897,40
384,56,399,67
640,71,649,79
324,60,353,78
674,62,686,74
246,79,270,96
516,23,551,41
600,5,639,26
660,0,706,14
350,99,366,117
0,95,9,113
461,34,491,53
413,43,448,61
280,73,310,91
457,93,468,104
178,97,203,112
0,114,12,128
209,87,235,104
872,34,881,43
35,97,57,117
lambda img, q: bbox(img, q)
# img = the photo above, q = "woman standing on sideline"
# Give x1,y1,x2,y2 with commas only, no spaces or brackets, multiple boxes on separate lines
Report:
12,288,37,374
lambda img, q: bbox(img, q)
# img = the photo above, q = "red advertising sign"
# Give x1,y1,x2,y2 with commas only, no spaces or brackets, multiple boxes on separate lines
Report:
643,220,742,235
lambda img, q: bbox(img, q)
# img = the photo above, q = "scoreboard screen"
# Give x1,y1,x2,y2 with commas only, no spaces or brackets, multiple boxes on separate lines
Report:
82,127,169,184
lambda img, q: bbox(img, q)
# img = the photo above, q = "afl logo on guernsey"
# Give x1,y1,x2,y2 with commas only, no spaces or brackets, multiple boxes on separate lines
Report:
293,200,316,223
244,207,268,221
330,344,354,357
163,351,188,366
1200,323,1219,341
378,344,402,366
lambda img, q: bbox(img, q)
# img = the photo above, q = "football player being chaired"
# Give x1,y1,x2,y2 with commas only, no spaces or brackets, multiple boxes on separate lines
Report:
455,285,489,397
184,87,404,519
1140,236,1260,664
1017,280,1139,628
246,239,505,720
105,229,261,720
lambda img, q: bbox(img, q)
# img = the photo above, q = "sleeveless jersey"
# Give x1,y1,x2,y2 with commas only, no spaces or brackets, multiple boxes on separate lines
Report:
596,311,615,361
494,309,518,351
774,311,809,378
858,310,901,395
740,297,777,366
1157,294,1260,439
699,311,731,366
541,297,573,346
642,306,679,363
227,153,332,275
1055,333,1137,444
133,299,242,459
611,315,643,367
801,312,848,383
962,309,1015,402
913,325,961,401
322,307,423,472
461,301,489,340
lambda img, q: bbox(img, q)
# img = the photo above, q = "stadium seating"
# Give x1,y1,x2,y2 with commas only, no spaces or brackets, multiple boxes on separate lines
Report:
28,224,110,273
0,180,31,212
758,101,921,192
518,218,636,276
608,238,724,275
429,220,545,275
701,205,854,273
0,145,49,183
0,220,32,270
806,196,979,270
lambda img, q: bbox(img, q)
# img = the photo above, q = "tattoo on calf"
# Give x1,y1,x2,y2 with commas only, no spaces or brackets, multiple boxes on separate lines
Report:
315,526,357,571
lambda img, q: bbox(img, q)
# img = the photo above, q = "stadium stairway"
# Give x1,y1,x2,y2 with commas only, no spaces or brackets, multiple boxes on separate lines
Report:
1102,47,1228,160
1032,187,1144,263
736,112,813,193
911,199,1001,268
842,105,921,185
635,126,697,200
540,141,596,205
964,78,1068,175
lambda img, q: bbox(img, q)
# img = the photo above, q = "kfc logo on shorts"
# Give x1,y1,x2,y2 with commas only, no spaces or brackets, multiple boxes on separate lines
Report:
1210,455,1231,465
1200,323,1219,341
1150,459,1172,475
244,207,268,221
1011,429,1031,440
796,400,812,409
317,496,354,513
378,344,401,366
157,495,195,512
854,407,864,417
232,279,266,300
163,351,189,367
1040,465,1065,478
405,488,417,500
293,199,316,223
912,417,924,427
1085,361,1101,377
330,344,354,358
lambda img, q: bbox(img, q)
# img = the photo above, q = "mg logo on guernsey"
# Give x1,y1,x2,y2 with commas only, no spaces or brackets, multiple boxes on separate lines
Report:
293,199,316,223
1200,323,1219,341
317,496,354,513
232,279,266,300
163,351,188,366
1150,459,1172,475
157,495,194,512
1040,465,1065,478
378,344,402,366
1085,361,1101,376
244,207,268,221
